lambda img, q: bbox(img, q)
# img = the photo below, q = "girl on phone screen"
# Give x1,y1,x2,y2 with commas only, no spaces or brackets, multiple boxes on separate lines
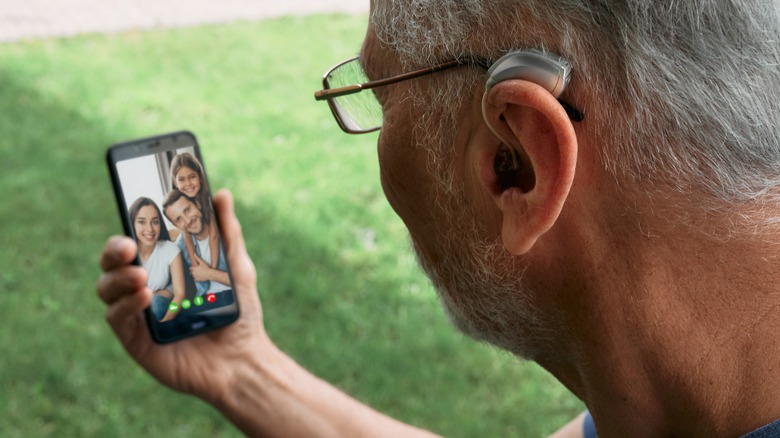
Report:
170,152,220,270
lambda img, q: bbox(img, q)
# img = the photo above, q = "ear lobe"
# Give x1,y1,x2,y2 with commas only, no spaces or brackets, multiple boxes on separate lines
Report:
481,79,578,255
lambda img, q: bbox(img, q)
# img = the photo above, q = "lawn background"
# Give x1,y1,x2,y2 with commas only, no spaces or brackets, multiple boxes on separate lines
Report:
0,14,584,437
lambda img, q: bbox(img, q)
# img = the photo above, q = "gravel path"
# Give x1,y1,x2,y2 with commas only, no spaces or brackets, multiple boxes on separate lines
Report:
0,0,368,43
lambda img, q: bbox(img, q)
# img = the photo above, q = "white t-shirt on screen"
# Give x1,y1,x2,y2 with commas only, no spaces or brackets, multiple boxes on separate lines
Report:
195,236,230,293
142,240,181,291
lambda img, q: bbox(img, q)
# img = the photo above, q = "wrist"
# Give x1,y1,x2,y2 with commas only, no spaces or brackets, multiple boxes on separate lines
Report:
209,336,307,437
205,333,438,438
209,334,284,412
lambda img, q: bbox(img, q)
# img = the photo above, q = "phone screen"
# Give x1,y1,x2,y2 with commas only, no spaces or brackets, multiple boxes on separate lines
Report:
106,131,239,343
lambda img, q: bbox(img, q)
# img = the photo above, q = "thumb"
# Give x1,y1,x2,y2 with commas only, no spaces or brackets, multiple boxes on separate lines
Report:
212,189,257,298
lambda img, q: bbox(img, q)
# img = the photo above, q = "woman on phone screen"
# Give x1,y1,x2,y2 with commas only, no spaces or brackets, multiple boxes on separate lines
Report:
129,197,186,322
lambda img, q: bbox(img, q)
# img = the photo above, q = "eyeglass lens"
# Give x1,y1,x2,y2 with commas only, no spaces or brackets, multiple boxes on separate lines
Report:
326,59,383,132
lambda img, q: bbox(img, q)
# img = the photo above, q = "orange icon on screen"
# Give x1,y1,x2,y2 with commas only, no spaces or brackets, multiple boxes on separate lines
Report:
206,293,217,303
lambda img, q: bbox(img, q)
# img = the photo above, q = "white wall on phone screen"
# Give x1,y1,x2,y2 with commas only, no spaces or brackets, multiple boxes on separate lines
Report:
116,154,172,230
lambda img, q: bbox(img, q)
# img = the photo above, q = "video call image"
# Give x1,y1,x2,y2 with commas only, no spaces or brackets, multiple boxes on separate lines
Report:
116,147,235,322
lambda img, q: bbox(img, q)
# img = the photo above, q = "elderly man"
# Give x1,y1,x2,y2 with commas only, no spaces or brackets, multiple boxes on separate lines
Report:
97,0,780,436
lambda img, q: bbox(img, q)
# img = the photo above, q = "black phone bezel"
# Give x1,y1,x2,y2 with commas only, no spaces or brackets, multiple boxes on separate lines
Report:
106,130,240,343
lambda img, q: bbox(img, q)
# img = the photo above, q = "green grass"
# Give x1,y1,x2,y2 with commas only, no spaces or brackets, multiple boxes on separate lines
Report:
0,14,584,437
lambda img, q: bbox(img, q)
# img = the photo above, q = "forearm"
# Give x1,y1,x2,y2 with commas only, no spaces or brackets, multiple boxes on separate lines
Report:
213,342,439,438
205,268,231,286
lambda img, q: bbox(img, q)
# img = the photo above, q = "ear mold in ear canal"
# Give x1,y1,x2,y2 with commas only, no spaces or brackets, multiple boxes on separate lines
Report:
495,144,521,192
495,144,520,172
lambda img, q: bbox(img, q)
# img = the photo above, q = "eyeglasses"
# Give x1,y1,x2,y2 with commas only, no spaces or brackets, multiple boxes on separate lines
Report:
314,55,584,135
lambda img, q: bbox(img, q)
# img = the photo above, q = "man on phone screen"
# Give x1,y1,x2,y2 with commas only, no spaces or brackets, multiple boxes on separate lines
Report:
162,189,231,304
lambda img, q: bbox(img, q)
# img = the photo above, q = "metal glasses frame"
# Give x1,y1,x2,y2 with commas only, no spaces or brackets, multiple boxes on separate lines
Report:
314,55,583,134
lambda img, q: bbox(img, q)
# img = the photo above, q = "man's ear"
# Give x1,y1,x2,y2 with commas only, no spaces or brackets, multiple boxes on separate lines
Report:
480,79,578,255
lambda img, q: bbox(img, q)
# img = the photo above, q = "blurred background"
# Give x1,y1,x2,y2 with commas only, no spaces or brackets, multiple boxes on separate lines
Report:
0,1,583,436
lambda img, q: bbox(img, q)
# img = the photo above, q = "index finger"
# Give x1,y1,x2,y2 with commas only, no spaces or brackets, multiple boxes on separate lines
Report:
99,236,138,272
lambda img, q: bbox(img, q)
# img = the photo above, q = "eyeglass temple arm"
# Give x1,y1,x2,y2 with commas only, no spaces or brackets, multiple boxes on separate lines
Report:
317,87,583,123
560,101,584,122
315,85,362,100
314,59,463,101
313,57,584,122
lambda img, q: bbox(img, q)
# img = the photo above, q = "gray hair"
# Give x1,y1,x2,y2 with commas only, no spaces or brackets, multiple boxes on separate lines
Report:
372,0,780,232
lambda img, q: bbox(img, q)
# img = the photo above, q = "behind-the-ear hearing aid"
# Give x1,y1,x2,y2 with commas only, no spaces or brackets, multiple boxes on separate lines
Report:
485,49,573,97
482,49,581,125
482,49,582,170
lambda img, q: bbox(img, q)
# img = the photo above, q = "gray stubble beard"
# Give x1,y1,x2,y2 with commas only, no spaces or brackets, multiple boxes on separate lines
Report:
407,75,557,361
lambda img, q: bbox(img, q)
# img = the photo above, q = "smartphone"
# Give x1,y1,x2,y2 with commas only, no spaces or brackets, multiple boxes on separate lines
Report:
106,131,239,343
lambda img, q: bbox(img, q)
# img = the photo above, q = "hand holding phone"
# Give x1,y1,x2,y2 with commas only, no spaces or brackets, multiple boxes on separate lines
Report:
98,136,433,436
97,189,269,401
105,131,239,343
